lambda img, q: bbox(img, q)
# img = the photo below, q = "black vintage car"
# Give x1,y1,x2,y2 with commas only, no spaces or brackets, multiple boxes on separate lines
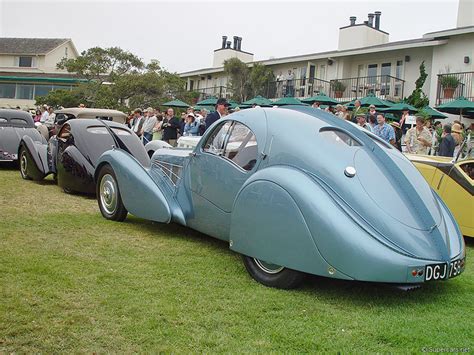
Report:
0,109,45,162
19,109,149,194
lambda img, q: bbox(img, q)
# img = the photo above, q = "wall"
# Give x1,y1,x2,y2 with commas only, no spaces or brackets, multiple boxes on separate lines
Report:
212,49,253,68
43,41,77,73
338,25,389,51
457,0,474,28
428,33,474,105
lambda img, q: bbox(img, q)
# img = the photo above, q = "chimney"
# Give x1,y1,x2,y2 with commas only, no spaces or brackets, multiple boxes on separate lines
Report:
237,37,242,51
226,41,231,49
221,36,227,49
349,16,356,26
374,11,381,30
233,36,238,50
368,13,374,27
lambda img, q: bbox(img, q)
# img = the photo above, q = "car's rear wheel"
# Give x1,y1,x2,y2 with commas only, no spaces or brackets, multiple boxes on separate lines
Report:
242,256,305,289
19,146,31,180
97,164,128,221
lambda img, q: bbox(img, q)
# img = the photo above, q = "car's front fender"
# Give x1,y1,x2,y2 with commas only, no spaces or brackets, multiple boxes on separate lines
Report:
95,149,172,223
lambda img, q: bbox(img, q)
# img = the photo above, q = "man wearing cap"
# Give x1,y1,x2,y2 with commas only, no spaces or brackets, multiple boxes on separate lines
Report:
142,107,157,145
356,114,372,132
205,98,229,131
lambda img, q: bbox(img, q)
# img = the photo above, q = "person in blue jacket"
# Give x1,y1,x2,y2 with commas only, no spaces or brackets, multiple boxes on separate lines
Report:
205,98,229,131
184,113,200,136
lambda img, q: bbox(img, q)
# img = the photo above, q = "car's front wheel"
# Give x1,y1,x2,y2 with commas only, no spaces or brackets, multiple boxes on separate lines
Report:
242,256,305,289
97,164,128,222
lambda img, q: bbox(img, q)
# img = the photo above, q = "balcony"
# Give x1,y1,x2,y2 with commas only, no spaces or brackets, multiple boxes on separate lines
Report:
436,71,474,105
192,75,405,103
263,78,331,99
194,86,231,101
329,75,405,102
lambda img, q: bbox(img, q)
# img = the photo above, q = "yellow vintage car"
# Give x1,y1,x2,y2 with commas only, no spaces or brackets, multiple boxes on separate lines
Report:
406,149,473,238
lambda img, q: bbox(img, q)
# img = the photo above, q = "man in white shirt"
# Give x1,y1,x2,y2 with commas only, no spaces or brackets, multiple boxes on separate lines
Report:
40,106,49,123
142,107,157,145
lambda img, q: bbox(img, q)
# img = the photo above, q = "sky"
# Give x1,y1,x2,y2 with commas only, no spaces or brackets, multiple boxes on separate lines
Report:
0,0,460,73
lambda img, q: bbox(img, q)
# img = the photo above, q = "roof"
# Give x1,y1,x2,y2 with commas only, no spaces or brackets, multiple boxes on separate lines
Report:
0,74,87,84
0,109,35,127
55,108,127,123
179,37,448,77
0,38,71,55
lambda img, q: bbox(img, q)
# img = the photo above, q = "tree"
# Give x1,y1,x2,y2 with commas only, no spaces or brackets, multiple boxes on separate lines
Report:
406,61,429,109
248,63,274,98
47,46,190,110
35,89,82,108
224,57,250,102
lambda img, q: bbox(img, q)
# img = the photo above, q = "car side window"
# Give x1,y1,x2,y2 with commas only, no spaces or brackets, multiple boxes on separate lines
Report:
203,121,232,155
58,124,71,140
223,122,258,171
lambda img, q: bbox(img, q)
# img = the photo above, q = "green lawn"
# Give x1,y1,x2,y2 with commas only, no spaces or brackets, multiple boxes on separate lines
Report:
0,166,473,352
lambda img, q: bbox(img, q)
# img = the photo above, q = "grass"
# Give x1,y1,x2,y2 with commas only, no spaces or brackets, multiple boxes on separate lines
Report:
0,166,473,352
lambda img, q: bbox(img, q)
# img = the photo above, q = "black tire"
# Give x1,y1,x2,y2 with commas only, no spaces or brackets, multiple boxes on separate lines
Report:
19,146,31,180
96,164,128,222
242,255,305,289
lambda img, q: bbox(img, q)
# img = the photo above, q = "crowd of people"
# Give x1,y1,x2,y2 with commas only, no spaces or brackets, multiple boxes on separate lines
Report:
127,98,230,146
28,98,470,158
311,99,471,158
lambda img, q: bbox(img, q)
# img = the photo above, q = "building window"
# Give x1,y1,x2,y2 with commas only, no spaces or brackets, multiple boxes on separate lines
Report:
396,60,403,79
381,63,391,77
16,84,34,100
0,83,16,98
35,84,53,98
18,56,34,67
320,65,326,80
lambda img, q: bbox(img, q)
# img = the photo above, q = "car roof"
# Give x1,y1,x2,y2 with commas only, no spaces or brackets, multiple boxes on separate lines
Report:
0,109,34,127
55,108,127,124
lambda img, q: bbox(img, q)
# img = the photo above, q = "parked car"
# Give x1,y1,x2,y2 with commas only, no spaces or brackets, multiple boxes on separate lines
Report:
94,106,465,289
406,138,473,238
19,108,149,194
0,109,45,162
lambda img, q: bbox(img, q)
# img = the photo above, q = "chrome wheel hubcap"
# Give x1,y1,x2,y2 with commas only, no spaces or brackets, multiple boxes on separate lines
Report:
100,174,118,215
20,152,28,177
254,258,284,274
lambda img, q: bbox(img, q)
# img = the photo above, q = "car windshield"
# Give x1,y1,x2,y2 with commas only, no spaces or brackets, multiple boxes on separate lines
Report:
455,134,473,162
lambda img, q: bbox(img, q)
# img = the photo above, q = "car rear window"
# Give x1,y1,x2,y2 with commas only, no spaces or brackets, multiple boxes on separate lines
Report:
319,127,362,147
87,126,131,136
10,118,29,126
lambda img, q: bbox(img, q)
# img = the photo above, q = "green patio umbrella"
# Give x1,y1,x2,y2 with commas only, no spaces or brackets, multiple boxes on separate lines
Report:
436,96,474,117
196,97,218,106
273,97,306,106
242,95,274,107
161,99,190,108
358,93,393,108
301,93,339,106
379,102,417,114
418,106,448,119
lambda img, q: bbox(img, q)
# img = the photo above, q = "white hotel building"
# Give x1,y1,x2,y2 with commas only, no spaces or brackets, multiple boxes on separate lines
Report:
180,0,474,115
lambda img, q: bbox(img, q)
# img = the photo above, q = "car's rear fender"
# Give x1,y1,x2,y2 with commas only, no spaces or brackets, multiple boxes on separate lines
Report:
19,135,49,180
229,165,449,283
95,149,173,224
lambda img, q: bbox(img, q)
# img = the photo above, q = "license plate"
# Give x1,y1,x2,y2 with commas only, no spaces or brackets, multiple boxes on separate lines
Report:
425,258,465,281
